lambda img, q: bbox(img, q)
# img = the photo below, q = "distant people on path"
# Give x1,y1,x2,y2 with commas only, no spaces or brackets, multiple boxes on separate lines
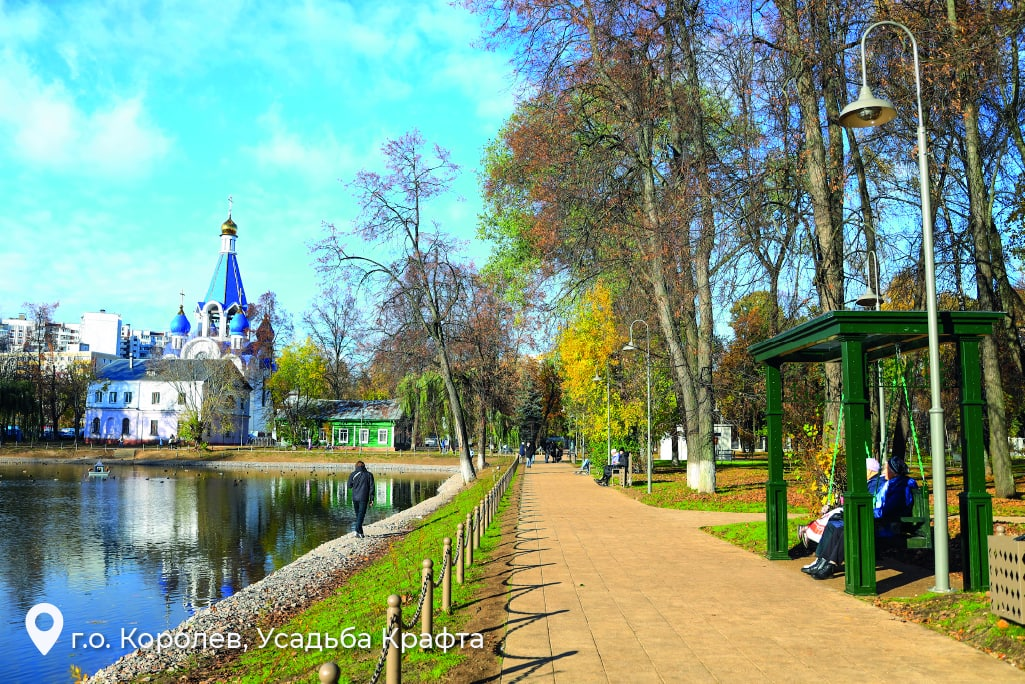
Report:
526,441,536,467
802,456,917,579
347,460,376,538
519,442,526,464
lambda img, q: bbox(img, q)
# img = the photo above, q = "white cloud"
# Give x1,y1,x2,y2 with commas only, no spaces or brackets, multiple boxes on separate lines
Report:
246,107,375,185
85,98,171,176
0,51,171,178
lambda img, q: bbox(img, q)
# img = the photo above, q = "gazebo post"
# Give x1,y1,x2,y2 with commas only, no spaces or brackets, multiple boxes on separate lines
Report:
765,362,789,560
840,337,876,596
958,334,993,591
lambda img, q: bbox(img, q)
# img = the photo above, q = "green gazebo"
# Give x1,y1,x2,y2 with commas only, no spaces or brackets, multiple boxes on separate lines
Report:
749,310,1002,595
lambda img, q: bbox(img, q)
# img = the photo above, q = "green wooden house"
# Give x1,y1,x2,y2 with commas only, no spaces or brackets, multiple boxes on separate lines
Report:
312,399,410,450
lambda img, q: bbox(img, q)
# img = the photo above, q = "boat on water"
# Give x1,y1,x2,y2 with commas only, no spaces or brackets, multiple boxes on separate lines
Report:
87,462,110,479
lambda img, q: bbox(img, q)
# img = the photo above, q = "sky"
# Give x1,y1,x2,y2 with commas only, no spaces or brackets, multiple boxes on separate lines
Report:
0,0,518,339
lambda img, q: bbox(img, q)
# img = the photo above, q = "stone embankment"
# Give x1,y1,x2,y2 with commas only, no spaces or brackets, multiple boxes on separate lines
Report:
88,468,463,682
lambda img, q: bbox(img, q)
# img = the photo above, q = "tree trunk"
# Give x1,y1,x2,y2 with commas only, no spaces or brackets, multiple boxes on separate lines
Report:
435,345,476,483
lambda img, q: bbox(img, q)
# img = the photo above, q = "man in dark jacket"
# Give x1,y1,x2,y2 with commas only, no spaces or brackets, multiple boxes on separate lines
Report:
347,460,375,538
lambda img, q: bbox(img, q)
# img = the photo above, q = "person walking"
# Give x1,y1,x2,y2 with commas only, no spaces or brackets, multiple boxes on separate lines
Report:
347,460,375,538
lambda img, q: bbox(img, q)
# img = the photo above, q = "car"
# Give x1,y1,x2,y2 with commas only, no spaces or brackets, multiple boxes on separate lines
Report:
424,436,439,448
59,428,78,439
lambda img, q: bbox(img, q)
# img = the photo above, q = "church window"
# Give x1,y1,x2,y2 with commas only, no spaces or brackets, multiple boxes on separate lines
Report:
91,418,100,434
109,392,117,403
149,420,159,436
121,418,130,436
124,392,133,404
377,429,389,445
359,429,369,445
94,391,102,402
151,392,160,405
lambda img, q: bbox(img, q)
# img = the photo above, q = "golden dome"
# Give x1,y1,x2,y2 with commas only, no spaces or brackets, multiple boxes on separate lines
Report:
221,215,237,236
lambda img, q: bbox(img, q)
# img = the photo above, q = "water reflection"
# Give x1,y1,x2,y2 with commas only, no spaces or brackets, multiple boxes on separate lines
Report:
0,463,445,682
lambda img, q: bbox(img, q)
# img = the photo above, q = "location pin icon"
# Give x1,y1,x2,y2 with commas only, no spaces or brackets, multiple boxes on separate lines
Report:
25,603,63,656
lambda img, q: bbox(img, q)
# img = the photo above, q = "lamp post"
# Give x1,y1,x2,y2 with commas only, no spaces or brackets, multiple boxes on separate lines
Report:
593,364,611,465
839,20,951,592
623,320,652,494
856,250,887,460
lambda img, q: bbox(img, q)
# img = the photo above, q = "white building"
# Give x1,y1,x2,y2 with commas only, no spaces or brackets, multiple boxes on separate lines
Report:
85,358,250,446
78,310,123,356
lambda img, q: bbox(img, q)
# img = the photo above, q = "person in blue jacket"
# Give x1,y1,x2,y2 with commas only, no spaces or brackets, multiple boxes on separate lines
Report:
347,460,375,538
804,456,917,580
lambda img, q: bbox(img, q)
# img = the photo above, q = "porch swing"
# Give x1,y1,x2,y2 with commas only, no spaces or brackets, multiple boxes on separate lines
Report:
885,349,933,549
817,349,933,550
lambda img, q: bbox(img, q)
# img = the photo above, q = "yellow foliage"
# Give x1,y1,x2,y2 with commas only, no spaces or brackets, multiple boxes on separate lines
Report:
553,281,627,448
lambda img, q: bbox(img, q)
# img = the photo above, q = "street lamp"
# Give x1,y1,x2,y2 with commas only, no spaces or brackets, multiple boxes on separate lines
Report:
623,320,652,494
593,365,611,466
839,20,951,592
856,250,887,460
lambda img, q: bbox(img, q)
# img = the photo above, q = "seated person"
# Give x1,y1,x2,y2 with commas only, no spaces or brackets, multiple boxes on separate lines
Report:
804,456,917,580
799,457,881,548
597,464,613,486
576,458,591,475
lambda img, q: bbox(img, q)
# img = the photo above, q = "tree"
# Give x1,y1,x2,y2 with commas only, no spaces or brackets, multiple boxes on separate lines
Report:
302,282,359,400
314,131,477,483
150,359,250,447
267,339,329,445
452,272,520,469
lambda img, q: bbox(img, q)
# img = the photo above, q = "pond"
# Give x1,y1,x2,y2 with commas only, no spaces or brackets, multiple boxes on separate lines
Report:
0,461,447,682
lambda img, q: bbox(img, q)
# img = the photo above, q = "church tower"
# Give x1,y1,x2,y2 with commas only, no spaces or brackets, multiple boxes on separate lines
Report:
177,199,251,360
197,207,249,342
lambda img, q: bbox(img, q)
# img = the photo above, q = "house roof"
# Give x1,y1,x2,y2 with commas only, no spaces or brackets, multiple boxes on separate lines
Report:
98,358,252,389
311,399,404,422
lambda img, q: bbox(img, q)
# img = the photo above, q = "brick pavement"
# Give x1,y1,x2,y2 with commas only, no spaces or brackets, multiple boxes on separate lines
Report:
498,462,1025,683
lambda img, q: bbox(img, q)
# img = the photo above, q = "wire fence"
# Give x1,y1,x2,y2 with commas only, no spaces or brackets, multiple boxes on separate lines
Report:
317,457,519,684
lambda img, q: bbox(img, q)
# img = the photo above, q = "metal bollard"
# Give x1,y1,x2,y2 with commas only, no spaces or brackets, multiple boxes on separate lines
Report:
442,537,452,613
455,524,464,584
422,558,434,640
318,661,340,683
473,505,481,550
386,594,402,684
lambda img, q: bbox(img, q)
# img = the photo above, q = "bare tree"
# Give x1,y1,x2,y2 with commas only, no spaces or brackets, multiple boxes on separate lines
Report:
314,131,476,483
149,358,250,446
302,282,360,399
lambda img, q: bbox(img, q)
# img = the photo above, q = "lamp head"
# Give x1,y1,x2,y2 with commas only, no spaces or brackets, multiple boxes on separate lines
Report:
855,287,884,309
592,372,602,384
839,85,897,129
622,343,638,352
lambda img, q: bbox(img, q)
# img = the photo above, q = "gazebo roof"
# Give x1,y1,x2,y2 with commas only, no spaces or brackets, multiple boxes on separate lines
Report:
748,310,1004,365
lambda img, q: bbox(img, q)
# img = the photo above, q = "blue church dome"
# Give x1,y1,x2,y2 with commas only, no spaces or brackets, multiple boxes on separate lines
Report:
229,311,250,334
170,305,191,335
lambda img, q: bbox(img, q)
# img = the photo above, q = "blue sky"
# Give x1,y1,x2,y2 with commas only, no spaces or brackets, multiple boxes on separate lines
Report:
0,0,517,338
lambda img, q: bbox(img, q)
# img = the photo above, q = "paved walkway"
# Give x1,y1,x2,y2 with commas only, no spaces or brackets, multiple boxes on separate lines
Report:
498,462,1025,683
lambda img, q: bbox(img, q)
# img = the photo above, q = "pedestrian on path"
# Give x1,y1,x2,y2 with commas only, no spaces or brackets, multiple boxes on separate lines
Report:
347,460,375,538
526,441,535,467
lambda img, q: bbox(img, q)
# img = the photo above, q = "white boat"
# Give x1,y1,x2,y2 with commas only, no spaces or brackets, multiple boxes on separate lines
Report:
87,462,110,479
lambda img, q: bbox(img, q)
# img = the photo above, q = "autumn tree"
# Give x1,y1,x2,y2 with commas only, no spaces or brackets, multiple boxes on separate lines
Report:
268,339,329,444
451,272,520,469
314,131,476,483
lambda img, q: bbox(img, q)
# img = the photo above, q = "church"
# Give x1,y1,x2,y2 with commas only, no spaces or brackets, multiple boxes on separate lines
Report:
84,206,275,445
